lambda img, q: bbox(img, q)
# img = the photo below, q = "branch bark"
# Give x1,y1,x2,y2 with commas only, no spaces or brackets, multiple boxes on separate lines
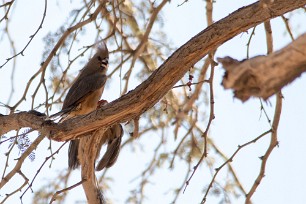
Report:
79,128,107,204
1,0,305,142
0,111,45,136
218,33,306,101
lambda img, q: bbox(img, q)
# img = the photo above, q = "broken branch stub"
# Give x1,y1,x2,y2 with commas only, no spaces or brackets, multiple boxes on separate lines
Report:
218,33,306,101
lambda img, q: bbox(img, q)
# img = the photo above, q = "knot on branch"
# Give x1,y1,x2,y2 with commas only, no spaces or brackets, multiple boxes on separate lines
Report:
218,56,263,101
218,33,306,102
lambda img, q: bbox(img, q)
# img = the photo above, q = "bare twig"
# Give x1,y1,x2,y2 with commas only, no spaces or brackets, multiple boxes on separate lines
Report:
201,130,272,203
202,52,216,156
245,23,282,203
121,0,168,94
0,133,45,189
0,0,14,23
207,135,247,196
1,131,18,181
202,0,216,158
171,157,192,204
169,128,192,169
172,80,209,89
49,179,86,204
3,17,17,106
0,171,29,204
259,99,272,125
20,141,68,200
281,15,295,41
0,0,47,68
245,93,282,203
246,27,256,59
183,0,216,188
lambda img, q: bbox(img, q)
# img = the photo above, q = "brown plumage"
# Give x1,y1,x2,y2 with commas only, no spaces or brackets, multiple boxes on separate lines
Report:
95,123,123,171
54,42,123,171
61,42,109,119
51,42,109,169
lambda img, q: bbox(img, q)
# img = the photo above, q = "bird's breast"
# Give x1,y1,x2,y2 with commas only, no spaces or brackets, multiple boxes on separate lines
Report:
75,86,105,115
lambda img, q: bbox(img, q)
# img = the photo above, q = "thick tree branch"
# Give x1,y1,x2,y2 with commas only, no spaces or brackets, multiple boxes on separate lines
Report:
79,129,107,204
218,33,306,101
1,0,305,142
0,111,45,136
49,0,306,141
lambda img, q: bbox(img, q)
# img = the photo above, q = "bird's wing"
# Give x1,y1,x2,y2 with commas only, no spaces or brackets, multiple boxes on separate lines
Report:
62,73,107,110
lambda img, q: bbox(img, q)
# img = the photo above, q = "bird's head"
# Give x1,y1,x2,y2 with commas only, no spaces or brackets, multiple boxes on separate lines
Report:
79,41,109,76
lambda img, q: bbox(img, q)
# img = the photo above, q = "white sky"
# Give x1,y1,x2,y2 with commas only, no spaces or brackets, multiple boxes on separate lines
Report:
1,0,306,204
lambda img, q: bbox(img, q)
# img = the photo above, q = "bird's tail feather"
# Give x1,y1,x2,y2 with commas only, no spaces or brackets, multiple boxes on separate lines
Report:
46,106,74,121
95,124,123,171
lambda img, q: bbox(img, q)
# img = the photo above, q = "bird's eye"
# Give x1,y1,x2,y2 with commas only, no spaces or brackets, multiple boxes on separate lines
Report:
100,57,108,69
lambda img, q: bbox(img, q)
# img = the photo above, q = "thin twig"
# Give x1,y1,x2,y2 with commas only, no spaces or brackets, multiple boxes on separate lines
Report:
0,133,45,189
245,23,282,202
245,93,282,203
202,52,216,156
172,80,209,89
246,26,256,59
0,0,47,68
201,130,272,203
1,131,18,180
20,141,68,200
171,156,192,203
202,0,216,157
0,171,29,204
259,99,272,126
281,15,295,41
0,0,14,23
49,179,86,204
121,0,168,94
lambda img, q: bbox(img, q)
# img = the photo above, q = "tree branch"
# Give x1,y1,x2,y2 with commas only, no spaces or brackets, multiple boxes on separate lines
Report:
79,129,106,204
1,0,305,143
218,33,306,101
0,133,45,189
0,111,46,136
49,0,306,141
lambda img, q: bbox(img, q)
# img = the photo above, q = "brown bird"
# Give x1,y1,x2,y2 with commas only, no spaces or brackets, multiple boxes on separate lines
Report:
50,41,109,169
51,42,122,171
61,42,108,119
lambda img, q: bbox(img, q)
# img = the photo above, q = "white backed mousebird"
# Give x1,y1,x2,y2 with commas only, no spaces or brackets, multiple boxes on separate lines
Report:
66,42,109,170
61,42,108,119
50,41,109,169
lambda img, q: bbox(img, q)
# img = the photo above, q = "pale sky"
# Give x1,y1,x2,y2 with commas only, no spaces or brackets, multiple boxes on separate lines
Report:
1,1,306,204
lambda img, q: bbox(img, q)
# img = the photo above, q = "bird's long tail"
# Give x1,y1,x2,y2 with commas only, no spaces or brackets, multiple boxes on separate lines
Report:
96,124,123,171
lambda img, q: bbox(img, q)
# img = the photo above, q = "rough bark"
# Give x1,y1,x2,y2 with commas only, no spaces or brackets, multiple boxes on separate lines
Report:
48,0,306,141
1,0,305,142
78,128,107,204
0,111,45,136
218,33,306,101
